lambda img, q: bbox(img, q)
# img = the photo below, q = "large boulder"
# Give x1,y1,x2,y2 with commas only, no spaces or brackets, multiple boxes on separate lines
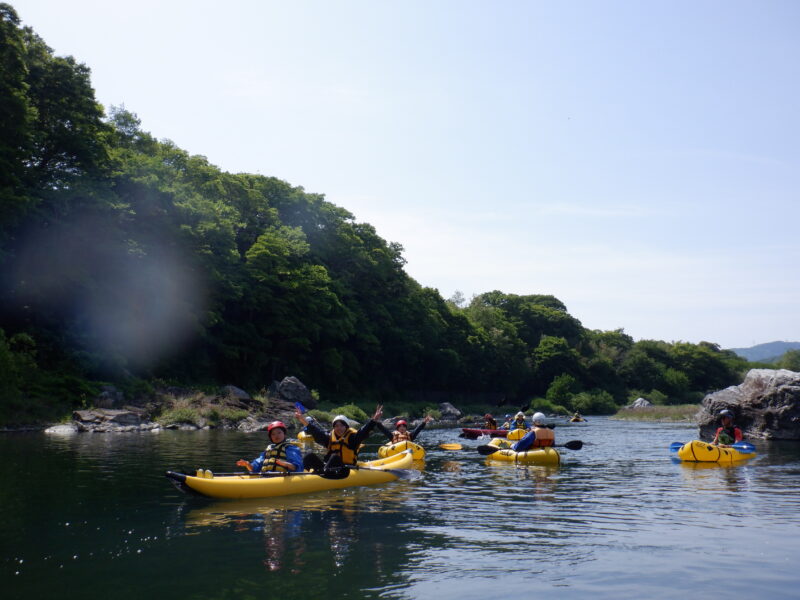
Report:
276,376,316,409
698,369,800,440
628,398,652,409
438,402,462,421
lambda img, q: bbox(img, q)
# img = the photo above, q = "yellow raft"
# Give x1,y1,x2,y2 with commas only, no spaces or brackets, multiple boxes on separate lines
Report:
485,437,560,466
166,450,413,499
297,430,315,443
377,440,425,460
675,440,756,463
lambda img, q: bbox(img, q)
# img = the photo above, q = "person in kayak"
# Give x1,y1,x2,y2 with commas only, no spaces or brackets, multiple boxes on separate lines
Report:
295,405,383,477
236,420,303,473
500,414,512,429
377,415,433,443
711,409,743,447
510,411,528,431
484,414,498,430
510,412,555,452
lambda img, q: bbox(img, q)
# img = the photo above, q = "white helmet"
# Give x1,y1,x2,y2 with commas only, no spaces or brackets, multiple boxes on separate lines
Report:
515,411,525,419
332,415,349,426
532,412,546,425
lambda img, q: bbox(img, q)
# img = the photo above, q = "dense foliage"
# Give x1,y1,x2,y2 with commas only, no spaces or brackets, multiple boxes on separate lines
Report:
0,5,762,422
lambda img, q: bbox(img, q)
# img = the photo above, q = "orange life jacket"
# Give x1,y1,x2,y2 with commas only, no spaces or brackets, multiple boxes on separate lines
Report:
531,426,555,447
392,429,412,443
328,428,358,465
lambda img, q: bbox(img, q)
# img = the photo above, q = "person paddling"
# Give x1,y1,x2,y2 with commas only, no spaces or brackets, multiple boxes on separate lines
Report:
378,415,433,443
484,413,498,430
500,414,512,430
711,409,743,447
236,421,303,473
295,405,383,478
510,412,555,452
510,411,528,431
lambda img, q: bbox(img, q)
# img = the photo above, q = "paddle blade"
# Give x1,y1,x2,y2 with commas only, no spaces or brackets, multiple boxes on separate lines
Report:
670,442,685,452
439,443,463,451
732,441,756,453
562,440,583,450
477,445,501,455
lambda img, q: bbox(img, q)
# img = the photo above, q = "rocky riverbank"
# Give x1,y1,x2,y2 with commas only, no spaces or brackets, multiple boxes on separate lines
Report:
36,376,471,435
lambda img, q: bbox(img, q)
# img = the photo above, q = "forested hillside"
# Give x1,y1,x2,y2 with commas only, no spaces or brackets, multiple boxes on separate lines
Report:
0,4,753,423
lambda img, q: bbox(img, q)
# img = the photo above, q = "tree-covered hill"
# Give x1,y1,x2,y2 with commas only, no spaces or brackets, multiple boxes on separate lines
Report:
0,4,753,423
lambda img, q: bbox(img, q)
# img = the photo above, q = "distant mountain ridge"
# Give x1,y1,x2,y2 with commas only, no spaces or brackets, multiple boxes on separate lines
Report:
728,341,800,362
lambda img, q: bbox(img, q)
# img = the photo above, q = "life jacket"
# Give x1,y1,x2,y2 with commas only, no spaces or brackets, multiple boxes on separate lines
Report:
511,419,527,431
262,441,291,472
531,426,555,447
392,429,412,443
485,419,498,430
328,428,358,465
716,425,742,445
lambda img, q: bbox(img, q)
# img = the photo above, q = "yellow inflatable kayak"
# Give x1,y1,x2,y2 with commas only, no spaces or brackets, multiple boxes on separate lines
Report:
166,450,413,499
484,437,560,466
673,440,756,463
377,440,425,460
297,430,315,443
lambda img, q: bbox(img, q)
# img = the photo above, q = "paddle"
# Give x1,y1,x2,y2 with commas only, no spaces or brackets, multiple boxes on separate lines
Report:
439,443,463,450
670,441,755,453
477,440,583,455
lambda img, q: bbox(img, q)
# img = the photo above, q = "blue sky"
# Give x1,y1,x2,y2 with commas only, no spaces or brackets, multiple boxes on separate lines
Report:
14,0,800,349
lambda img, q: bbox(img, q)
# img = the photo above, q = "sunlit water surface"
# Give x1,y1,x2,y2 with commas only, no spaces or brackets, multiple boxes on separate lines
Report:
2,417,799,599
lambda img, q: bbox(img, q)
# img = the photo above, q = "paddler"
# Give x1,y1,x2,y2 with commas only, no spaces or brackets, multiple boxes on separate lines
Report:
377,415,433,443
510,411,528,431
711,409,743,447
236,420,303,473
295,405,383,478
510,412,555,452
500,414,512,429
484,413,498,430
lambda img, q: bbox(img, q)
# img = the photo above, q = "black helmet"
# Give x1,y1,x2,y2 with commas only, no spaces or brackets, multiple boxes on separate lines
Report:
719,409,734,419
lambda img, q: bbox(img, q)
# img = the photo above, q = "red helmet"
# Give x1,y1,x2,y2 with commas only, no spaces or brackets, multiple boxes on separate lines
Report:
484,413,493,419
266,421,287,435
396,419,407,427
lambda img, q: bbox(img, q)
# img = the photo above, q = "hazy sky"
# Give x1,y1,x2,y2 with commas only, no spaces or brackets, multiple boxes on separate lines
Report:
14,0,800,349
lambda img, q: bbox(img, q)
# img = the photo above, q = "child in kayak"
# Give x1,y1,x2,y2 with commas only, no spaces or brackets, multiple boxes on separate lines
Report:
295,405,383,478
236,420,303,473
377,415,433,443
484,414,498,430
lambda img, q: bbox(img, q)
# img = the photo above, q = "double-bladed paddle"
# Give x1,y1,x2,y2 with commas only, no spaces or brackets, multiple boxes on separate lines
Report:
477,440,583,455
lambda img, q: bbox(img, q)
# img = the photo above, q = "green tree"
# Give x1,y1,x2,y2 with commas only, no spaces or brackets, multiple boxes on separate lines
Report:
776,349,800,372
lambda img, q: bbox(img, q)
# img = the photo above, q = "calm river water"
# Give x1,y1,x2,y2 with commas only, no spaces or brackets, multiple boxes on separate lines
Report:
2,417,800,599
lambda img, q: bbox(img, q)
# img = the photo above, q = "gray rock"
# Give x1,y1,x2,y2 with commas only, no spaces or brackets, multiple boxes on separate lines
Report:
698,368,800,440
628,398,653,409
276,376,316,409
438,402,462,421
220,385,251,401
73,409,143,426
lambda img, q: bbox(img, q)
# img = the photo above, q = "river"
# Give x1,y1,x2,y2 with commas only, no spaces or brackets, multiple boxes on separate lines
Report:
2,417,799,599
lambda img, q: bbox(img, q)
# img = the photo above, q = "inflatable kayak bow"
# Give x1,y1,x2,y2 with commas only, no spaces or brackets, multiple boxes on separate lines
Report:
166,450,414,499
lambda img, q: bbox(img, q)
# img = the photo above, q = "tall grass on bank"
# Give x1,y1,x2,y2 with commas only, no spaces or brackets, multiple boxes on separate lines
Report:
612,404,701,422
